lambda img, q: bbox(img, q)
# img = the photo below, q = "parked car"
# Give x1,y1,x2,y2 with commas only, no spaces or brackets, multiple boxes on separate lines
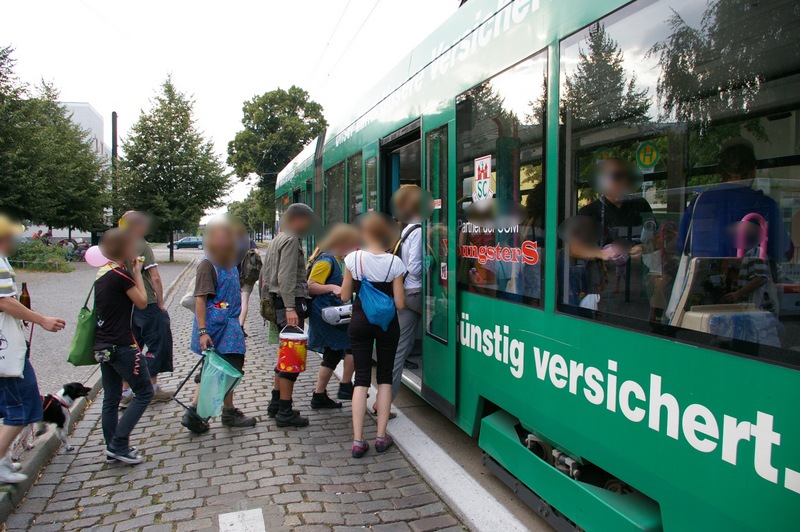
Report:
169,236,203,250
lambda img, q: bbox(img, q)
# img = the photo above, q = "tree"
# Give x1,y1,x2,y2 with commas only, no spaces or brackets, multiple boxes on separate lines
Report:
561,23,650,129
119,77,229,261
227,86,326,190
0,46,107,229
228,187,274,235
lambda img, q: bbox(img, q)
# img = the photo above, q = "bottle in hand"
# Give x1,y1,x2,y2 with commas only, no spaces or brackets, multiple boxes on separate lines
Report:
19,282,31,309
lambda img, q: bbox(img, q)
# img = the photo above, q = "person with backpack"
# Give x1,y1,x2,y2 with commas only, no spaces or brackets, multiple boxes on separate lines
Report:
235,222,262,337
340,213,406,458
390,186,424,404
263,203,317,428
306,223,360,408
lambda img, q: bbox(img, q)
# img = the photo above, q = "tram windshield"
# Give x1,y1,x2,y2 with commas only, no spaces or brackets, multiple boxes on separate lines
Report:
559,0,800,366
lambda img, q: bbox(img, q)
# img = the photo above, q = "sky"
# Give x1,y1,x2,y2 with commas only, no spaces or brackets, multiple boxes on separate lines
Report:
1,0,458,210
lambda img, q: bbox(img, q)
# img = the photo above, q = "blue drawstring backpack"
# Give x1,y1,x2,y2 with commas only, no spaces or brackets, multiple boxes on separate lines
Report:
357,251,397,331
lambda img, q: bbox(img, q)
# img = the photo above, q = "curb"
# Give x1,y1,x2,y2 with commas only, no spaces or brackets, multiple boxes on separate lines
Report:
331,362,530,532
0,259,196,524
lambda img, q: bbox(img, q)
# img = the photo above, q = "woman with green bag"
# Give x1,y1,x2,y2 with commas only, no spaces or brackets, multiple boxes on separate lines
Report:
0,215,66,483
93,228,152,465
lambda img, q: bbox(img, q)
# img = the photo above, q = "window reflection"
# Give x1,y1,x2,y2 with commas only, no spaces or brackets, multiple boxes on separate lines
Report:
559,0,800,365
324,162,345,225
456,51,547,307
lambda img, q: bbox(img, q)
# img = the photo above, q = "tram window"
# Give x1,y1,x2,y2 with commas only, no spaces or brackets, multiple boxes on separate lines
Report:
348,153,363,221
365,157,378,211
324,162,346,225
558,0,800,367
425,126,449,343
456,51,547,308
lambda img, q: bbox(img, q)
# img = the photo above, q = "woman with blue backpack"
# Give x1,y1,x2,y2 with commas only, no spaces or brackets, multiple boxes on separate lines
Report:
340,213,406,458
306,223,360,408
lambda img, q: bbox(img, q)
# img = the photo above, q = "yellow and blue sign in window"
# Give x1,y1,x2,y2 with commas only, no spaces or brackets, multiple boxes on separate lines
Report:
636,141,659,169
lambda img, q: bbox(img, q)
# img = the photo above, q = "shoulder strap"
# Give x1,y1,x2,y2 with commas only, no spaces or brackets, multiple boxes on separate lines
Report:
384,254,396,282
83,282,96,309
110,268,135,284
393,224,422,255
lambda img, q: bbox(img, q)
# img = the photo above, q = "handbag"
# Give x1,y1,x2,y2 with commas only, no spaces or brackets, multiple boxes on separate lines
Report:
67,284,98,366
357,251,397,331
0,310,28,378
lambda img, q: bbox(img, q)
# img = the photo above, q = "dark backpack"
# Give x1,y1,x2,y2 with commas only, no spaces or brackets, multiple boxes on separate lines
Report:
240,248,263,286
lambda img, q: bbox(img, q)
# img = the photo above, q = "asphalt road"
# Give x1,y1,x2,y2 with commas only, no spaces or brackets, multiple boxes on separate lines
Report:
13,260,188,394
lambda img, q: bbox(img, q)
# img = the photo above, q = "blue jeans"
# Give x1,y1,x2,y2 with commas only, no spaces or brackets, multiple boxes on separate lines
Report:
100,346,153,454
0,357,43,426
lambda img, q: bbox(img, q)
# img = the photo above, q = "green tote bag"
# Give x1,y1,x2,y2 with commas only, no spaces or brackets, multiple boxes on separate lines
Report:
67,284,97,366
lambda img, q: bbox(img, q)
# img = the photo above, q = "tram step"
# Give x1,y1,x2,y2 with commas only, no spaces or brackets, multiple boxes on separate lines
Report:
479,410,663,532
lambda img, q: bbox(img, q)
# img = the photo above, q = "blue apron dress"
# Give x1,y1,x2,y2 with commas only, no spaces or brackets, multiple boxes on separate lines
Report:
308,253,350,352
191,258,246,356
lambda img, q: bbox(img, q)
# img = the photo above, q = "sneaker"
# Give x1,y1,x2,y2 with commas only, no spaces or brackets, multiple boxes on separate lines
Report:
0,459,27,484
181,406,210,434
351,440,369,459
404,360,419,370
152,387,174,403
221,408,257,428
311,392,342,409
375,435,394,453
119,393,133,410
104,446,137,464
337,382,354,400
104,448,144,465
0,456,22,473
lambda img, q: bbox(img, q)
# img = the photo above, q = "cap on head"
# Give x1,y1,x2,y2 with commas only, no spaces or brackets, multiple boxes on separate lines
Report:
285,203,315,219
0,215,25,239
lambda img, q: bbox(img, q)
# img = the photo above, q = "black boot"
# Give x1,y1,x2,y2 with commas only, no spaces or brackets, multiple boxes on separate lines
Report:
275,400,309,428
221,407,257,428
181,406,210,434
337,382,354,400
311,392,342,409
267,390,280,418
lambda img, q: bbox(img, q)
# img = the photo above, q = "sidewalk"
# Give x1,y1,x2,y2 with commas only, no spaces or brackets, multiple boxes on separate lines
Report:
7,272,466,531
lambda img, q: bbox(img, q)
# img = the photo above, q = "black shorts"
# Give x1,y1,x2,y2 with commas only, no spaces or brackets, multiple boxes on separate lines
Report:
320,348,350,370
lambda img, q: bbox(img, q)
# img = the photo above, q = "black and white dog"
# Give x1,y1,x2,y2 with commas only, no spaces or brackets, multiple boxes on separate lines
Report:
10,382,92,460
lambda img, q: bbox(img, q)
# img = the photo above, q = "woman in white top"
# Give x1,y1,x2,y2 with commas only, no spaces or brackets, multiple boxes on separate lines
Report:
341,214,405,458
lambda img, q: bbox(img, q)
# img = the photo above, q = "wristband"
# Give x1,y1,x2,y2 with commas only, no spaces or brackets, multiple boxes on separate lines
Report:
198,328,208,337
286,307,295,312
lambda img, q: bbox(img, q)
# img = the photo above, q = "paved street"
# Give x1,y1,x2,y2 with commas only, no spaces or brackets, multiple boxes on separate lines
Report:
14,261,188,395
8,269,465,531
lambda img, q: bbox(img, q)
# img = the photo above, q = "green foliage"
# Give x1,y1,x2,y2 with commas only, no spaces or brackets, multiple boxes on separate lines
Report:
0,46,108,230
227,187,274,233
562,23,650,129
227,86,326,190
119,77,229,260
10,240,73,272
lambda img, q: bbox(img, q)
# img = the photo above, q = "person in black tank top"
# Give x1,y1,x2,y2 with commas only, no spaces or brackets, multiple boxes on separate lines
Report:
340,214,406,459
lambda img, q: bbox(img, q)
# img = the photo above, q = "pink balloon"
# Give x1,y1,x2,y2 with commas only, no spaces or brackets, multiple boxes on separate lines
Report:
85,245,109,267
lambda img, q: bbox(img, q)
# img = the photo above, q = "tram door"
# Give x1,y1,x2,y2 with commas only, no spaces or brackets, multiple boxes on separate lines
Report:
380,118,457,418
420,117,457,419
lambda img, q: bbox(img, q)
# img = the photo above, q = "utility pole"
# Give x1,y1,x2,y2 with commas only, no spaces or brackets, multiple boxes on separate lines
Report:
111,111,118,220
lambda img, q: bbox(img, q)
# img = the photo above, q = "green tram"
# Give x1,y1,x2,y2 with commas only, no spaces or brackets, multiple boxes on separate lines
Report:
275,0,800,529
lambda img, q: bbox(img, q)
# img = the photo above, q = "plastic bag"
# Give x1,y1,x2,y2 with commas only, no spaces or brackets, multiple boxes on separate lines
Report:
196,350,243,419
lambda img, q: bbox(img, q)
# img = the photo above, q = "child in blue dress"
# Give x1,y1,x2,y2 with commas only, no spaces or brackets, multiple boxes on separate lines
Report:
307,224,360,408
181,217,257,434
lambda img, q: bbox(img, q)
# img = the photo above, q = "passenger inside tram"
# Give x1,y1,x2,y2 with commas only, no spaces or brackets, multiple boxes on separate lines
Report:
557,0,800,363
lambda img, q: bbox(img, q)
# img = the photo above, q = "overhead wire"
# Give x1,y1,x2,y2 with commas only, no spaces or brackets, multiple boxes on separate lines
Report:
322,0,383,86
308,0,353,82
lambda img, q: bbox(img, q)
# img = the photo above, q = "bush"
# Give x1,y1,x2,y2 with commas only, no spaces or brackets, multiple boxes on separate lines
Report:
10,240,73,272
